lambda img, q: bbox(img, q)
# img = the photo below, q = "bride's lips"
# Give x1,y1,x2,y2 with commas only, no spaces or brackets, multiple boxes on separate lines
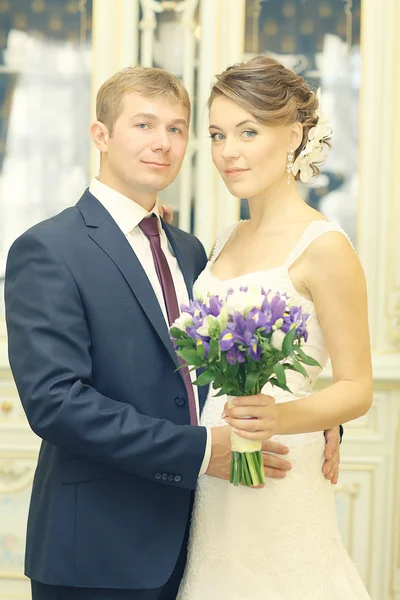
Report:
224,168,250,178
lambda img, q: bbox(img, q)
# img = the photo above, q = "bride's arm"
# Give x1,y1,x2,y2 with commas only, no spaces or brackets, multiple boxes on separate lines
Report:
276,231,372,433
228,232,372,437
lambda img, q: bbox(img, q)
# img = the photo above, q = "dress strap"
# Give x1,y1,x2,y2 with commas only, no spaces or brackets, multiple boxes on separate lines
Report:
283,220,355,269
209,223,238,263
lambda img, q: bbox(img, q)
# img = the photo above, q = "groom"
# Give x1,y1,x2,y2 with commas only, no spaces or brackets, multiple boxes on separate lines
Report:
5,66,341,600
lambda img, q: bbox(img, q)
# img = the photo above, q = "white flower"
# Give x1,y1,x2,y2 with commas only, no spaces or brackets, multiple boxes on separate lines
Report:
225,289,264,315
273,318,284,330
291,88,332,183
197,314,218,337
271,329,286,351
172,312,193,331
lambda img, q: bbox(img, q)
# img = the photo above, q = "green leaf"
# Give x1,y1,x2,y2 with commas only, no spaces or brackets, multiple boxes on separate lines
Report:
175,337,197,348
282,328,296,356
244,371,260,394
289,358,308,378
194,370,216,386
178,349,204,367
196,343,205,360
226,361,240,380
268,376,292,394
296,348,321,367
273,362,287,388
208,339,220,362
219,353,229,374
170,327,187,339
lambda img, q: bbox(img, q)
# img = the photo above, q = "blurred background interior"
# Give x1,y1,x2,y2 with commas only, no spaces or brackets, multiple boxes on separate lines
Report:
0,1,399,598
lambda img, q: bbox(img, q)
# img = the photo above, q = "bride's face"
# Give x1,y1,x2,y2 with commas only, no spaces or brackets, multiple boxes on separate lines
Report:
209,95,292,199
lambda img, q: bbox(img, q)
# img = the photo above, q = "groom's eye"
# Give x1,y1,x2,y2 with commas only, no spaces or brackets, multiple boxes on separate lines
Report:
209,132,225,141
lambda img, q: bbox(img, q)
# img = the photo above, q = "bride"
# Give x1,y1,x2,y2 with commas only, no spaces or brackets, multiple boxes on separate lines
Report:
177,57,372,599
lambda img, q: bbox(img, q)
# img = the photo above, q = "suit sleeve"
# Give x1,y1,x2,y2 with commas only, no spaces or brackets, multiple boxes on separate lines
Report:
194,236,208,277
5,232,207,490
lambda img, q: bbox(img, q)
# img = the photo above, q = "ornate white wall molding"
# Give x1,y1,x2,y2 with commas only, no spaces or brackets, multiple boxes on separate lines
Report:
390,410,400,598
0,458,35,495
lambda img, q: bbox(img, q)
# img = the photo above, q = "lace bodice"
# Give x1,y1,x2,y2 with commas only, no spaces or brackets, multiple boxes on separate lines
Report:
195,219,354,398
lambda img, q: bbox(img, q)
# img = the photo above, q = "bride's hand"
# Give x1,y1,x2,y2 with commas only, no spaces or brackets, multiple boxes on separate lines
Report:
157,198,174,224
225,394,277,441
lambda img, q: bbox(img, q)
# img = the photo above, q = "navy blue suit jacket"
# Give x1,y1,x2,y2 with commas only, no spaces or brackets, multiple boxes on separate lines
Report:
5,190,209,589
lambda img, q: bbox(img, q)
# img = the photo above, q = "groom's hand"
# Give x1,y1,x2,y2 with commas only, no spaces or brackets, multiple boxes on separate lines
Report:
205,427,292,482
262,440,292,479
322,426,341,485
206,426,232,480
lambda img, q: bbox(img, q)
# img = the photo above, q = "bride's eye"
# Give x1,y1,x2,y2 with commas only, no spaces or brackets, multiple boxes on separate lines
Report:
242,130,257,139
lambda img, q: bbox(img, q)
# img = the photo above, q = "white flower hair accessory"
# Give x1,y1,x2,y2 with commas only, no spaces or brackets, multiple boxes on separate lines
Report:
291,88,332,183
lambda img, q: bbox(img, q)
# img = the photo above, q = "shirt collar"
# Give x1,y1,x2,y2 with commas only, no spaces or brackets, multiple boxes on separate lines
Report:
89,178,161,235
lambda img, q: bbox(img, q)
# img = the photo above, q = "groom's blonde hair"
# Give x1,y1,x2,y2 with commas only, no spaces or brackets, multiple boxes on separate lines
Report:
96,66,191,135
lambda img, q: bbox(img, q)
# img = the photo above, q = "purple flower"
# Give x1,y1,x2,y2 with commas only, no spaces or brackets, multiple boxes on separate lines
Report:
186,324,210,344
225,313,258,349
181,299,211,319
246,308,268,331
180,300,201,317
227,347,246,365
220,329,235,351
281,306,309,340
209,295,223,317
248,342,262,361
199,340,210,358
270,295,286,322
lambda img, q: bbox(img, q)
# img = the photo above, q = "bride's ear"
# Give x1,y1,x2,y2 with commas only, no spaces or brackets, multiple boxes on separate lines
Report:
289,122,303,153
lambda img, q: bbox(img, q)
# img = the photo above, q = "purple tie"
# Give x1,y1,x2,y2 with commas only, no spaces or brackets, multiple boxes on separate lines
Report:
139,215,198,425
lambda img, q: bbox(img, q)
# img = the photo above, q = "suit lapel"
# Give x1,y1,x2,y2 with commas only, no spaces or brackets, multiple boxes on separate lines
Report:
77,191,180,369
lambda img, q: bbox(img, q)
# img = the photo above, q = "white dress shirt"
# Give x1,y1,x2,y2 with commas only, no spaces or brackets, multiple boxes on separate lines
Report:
89,178,211,475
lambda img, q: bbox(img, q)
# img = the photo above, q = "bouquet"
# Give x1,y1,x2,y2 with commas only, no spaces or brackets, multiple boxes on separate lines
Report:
169,286,320,487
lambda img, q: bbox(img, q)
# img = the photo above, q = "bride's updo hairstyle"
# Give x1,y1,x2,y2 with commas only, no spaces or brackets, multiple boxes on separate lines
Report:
208,56,326,180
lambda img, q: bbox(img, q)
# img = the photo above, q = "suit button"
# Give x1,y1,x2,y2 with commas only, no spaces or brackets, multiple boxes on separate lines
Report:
175,396,186,407
174,475,182,483
161,473,168,481
168,474,174,482
154,472,162,480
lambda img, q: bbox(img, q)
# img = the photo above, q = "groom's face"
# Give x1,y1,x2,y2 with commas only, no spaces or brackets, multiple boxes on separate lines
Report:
104,92,189,197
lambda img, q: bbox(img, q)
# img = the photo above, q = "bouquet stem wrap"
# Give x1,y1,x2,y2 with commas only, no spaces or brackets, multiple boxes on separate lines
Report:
227,395,264,487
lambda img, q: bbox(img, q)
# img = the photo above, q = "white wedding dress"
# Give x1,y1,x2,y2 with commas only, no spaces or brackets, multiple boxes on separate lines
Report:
178,220,371,600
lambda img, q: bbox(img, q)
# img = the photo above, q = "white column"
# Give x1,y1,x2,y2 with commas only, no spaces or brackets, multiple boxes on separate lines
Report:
139,0,156,66
215,0,246,236
194,0,245,251
357,0,400,361
194,0,218,251
90,0,140,178
178,0,200,232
